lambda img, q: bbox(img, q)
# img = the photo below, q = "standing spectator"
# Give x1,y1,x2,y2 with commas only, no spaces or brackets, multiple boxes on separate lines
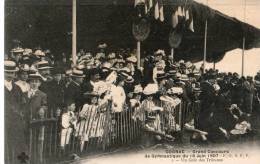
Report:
26,72,47,120
242,76,255,115
4,61,28,163
60,101,77,150
64,69,85,113
15,64,30,93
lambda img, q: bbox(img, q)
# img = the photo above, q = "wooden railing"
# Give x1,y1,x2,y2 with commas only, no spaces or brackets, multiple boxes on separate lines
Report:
6,100,200,164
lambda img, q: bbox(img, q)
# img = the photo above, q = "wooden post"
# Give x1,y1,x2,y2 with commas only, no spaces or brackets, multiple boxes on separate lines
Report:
203,20,208,73
72,0,77,66
242,37,245,76
137,41,141,69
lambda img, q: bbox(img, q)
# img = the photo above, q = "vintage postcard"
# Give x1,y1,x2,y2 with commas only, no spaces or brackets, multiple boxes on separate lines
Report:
3,0,260,163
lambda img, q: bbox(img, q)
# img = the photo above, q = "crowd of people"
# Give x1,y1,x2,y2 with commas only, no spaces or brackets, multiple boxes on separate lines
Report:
4,42,260,162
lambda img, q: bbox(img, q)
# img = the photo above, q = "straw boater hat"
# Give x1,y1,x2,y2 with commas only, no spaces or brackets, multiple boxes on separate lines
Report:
156,71,167,80
126,56,137,63
28,72,44,81
34,50,45,57
71,69,85,78
167,69,177,77
133,84,143,94
98,43,107,49
65,69,73,76
167,87,183,95
255,80,260,87
185,61,192,68
36,60,53,70
125,75,134,83
108,53,116,60
11,47,24,53
143,83,158,95
154,49,166,56
102,62,112,72
4,60,19,72
180,74,189,81
84,91,99,97
23,48,33,56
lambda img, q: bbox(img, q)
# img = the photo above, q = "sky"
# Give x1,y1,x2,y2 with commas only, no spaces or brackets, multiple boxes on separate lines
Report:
194,0,260,76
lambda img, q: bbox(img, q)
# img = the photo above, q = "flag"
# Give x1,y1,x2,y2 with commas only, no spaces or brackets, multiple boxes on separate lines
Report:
154,0,164,21
146,0,153,12
172,10,178,28
177,6,183,17
189,18,194,32
182,7,185,18
154,0,160,19
134,0,146,7
159,0,164,21
185,10,189,20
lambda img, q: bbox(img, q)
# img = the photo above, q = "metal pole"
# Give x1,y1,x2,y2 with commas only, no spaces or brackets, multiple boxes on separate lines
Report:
242,37,245,76
72,0,77,66
242,0,246,76
203,20,208,73
137,41,141,69
171,48,174,62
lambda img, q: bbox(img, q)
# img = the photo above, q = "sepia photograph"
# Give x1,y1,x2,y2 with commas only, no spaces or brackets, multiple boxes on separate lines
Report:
2,0,260,163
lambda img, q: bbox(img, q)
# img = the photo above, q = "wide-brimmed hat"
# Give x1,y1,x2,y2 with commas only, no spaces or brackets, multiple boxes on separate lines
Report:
154,49,165,56
125,76,134,83
83,91,99,97
126,56,137,63
185,61,192,68
180,74,189,81
133,84,143,94
4,60,19,72
255,80,260,87
114,59,125,65
34,50,45,57
36,60,53,70
167,69,177,76
11,47,24,53
19,64,30,72
23,48,33,56
65,69,73,76
156,71,167,80
108,53,116,60
97,43,107,49
28,72,44,81
167,87,183,95
102,62,112,72
79,53,92,62
143,83,158,95
71,69,85,78
179,60,185,64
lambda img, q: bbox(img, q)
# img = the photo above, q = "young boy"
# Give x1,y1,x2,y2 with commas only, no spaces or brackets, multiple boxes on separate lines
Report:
60,101,77,149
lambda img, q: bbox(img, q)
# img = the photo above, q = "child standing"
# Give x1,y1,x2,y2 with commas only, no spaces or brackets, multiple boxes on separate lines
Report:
60,102,77,149
76,91,106,151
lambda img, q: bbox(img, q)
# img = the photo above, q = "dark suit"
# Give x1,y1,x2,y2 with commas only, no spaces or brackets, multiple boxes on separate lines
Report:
25,90,47,120
5,82,27,163
64,81,84,112
42,80,65,117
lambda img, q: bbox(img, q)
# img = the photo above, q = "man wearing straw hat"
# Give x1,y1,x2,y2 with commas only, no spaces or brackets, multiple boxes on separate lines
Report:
64,69,86,113
4,60,28,164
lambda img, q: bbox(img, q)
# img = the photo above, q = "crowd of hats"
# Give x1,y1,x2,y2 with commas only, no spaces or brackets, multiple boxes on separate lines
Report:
5,43,260,96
